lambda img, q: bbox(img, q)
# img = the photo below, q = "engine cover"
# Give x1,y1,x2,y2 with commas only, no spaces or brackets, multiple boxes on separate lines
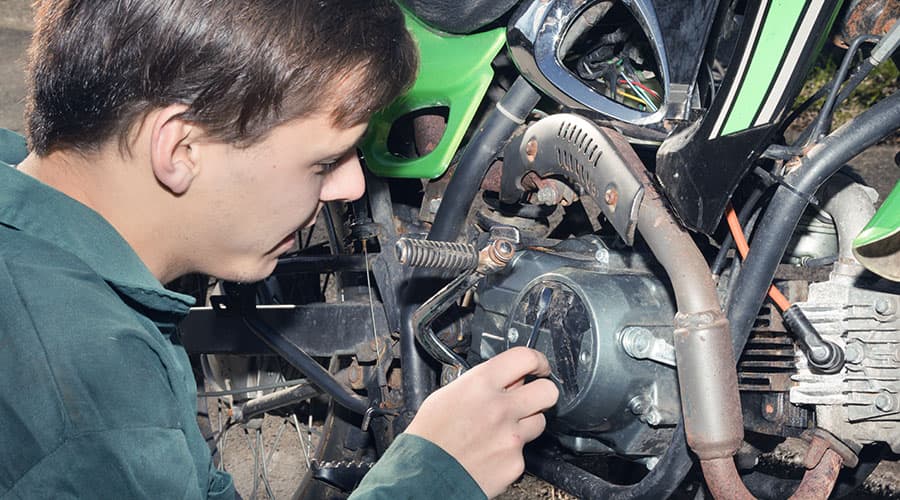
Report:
471,238,681,457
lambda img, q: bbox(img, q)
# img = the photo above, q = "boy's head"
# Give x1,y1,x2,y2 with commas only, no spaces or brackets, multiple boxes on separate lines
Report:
21,0,418,283
25,0,417,155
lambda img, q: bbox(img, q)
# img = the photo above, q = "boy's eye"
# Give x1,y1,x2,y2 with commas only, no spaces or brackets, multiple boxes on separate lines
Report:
316,161,338,173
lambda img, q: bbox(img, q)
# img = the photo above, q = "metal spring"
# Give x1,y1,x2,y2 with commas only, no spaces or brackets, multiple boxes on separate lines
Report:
395,238,478,272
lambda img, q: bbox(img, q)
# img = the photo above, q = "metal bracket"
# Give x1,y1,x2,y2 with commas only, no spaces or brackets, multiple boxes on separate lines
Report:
501,114,646,245
620,326,677,367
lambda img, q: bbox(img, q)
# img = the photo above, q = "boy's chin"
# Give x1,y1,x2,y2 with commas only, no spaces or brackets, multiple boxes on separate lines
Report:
210,259,278,284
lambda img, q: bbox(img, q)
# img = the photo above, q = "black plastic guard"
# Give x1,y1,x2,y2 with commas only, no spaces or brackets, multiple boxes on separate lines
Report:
399,0,519,33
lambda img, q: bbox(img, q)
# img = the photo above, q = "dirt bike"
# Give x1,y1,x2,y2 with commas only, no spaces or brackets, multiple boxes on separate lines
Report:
178,0,900,498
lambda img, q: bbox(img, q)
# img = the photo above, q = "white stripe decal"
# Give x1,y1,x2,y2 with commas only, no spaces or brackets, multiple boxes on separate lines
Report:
708,0,771,140
754,0,824,126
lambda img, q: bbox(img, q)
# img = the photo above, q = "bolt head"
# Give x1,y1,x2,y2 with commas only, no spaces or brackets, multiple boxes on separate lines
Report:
429,198,442,214
579,351,592,365
874,298,893,316
525,138,538,162
844,342,864,364
604,186,619,206
507,327,520,344
536,186,556,205
628,397,646,415
874,392,896,412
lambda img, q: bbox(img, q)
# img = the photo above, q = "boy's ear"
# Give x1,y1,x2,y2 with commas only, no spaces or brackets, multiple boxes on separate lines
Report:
149,105,199,195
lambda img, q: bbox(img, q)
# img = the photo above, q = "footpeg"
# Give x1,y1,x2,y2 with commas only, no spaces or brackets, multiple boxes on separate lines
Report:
309,459,374,492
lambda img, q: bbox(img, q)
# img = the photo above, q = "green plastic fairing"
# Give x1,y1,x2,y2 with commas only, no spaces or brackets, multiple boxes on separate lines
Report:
360,11,505,179
853,180,900,281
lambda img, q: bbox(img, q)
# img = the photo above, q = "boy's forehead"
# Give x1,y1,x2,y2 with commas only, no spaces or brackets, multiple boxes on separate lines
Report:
280,113,368,153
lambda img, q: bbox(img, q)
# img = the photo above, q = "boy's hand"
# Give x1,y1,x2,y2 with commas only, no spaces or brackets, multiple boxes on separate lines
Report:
406,347,560,498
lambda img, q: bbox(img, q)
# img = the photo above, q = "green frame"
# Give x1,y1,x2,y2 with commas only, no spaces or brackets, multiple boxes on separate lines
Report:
360,11,505,179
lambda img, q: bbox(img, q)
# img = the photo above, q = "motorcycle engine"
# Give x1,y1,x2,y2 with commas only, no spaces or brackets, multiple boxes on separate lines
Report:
470,236,681,458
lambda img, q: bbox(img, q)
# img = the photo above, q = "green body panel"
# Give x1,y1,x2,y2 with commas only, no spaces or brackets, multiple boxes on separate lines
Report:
721,0,806,136
856,181,900,247
853,181,900,281
361,13,505,179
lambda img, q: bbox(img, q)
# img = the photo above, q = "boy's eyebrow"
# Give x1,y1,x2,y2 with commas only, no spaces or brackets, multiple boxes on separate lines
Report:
326,128,369,160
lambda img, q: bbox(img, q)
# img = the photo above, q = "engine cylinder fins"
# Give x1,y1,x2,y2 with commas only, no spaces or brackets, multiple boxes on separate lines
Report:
395,238,478,272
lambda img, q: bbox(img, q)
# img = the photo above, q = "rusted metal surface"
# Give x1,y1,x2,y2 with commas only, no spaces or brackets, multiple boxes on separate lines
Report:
673,310,745,460
789,448,844,499
838,0,899,47
700,458,755,500
413,114,446,156
480,160,504,192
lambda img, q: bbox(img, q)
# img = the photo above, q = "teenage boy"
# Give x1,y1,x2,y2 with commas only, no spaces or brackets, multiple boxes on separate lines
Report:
0,1,558,498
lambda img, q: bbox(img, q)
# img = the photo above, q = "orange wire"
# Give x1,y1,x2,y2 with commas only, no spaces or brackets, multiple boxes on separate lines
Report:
724,203,792,312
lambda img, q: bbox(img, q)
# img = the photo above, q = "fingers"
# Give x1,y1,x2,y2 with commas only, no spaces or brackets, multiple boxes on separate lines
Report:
518,412,547,443
468,347,551,389
508,376,559,419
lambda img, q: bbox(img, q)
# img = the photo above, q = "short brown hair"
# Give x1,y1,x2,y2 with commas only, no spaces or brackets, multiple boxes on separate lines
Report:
26,0,418,155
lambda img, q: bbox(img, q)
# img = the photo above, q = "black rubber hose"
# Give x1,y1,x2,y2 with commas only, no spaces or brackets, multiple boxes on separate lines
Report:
243,315,371,416
399,77,541,413
727,91,900,359
806,35,880,143
429,76,542,242
525,422,694,500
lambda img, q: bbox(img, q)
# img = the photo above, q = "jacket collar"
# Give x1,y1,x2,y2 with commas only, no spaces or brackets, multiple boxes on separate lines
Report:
0,162,195,315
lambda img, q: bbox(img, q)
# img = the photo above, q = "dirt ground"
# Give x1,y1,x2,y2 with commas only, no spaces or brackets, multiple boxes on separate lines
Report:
2,1,898,499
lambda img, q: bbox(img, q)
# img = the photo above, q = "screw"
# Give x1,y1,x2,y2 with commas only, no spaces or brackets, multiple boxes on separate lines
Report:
489,240,515,265
622,327,653,358
874,299,893,316
874,391,896,412
604,185,619,206
429,198,442,214
579,351,591,365
645,410,661,426
594,247,609,264
536,186,557,205
507,327,520,344
628,396,648,415
844,342,864,364
525,138,538,162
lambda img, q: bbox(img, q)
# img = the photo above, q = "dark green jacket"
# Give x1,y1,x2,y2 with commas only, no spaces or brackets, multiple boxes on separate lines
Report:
0,130,234,499
0,129,484,499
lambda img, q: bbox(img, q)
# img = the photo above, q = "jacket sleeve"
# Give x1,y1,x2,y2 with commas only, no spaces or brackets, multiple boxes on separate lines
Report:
350,433,486,500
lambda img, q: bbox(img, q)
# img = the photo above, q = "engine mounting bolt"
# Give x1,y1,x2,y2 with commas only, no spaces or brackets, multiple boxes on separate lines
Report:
536,186,558,205
507,327,520,344
844,342,865,364
874,298,894,316
525,138,538,162
604,185,618,207
622,327,653,358
874,391,896,412
628,395,650,415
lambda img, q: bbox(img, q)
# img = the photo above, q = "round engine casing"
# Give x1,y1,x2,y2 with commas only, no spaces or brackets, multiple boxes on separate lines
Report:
471,239,681,456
